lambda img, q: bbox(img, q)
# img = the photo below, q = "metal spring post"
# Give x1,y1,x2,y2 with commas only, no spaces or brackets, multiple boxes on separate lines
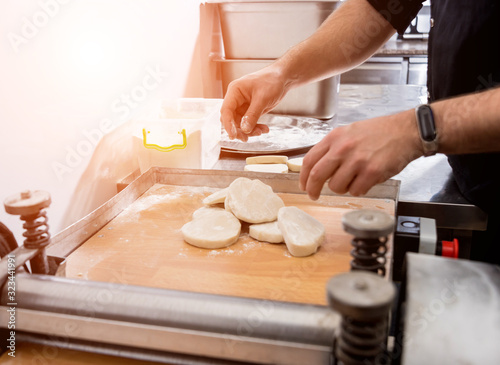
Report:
328,271,395,365
4,190,51,274
342,210,395,277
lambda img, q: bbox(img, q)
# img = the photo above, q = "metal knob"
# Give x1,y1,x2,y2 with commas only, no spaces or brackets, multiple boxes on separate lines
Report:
328,271,395,365
328,271,395,321
342,210,394,239
4,190,51,216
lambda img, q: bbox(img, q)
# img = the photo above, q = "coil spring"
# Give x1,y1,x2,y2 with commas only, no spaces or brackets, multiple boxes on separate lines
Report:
336,316,389,365
20,210,51,249
350,237,387,276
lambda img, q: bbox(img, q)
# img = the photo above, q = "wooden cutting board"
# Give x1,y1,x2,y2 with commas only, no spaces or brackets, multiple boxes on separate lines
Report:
62,183,395,306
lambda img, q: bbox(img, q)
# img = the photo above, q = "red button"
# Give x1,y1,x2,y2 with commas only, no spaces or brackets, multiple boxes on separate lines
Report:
441,238,459,259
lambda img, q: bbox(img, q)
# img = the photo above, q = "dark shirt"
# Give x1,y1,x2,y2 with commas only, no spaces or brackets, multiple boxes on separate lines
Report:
366,0,500,214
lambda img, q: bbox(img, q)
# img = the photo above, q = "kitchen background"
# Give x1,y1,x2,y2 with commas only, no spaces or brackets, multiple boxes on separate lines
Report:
0,0,429,244
0,0,205,243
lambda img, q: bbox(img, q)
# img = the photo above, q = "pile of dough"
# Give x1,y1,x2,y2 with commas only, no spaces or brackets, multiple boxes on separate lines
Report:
203,187,228,205
287,157,303,172
244,164,288,173
183,178,326,256
278,206,325,257
226,177,284,223
181,207,241,249
249,221,284,243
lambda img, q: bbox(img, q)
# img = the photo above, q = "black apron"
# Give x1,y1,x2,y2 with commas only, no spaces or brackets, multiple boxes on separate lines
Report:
366,0,500,262
428,0,500,214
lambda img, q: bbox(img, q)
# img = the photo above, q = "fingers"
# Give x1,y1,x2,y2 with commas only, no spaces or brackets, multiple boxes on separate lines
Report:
303,148,388,199
347,175,374,196
299,140,335,200
229,123,270,142
303,149,381,199
301,113,418,200
220,87,271,141
221,80,253,139
220,65,287,142
304,158,341,201
234,127,249,142
347,163,387,196
240,98,268,134
255,123,270,134
220,109,238,140
299,138,330,192
303,154,366,199
300,127,379,199
328,163,357,195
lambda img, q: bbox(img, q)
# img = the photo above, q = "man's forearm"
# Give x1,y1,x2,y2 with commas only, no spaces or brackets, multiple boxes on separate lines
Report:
431,87,500,155
272,0,396,89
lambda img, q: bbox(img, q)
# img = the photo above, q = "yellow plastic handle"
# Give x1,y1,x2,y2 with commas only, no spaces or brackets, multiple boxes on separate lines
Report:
142,128,187,152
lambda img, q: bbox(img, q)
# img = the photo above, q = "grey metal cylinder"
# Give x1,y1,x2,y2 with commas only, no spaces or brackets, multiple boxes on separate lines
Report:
2,273,336,344
1,273,339,364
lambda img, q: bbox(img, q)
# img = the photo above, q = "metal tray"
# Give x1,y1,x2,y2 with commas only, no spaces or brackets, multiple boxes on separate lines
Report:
48,167,399,261
220,113,335,153
218,1,340,59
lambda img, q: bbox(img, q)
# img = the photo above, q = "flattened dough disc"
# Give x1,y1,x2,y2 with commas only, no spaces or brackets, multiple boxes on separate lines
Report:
244,164,288,173
246,155,288,164
182,207,241,249
227,177,285,223
203,188,228,205
249,221,284,243
287,157,304,172
278,206,325,257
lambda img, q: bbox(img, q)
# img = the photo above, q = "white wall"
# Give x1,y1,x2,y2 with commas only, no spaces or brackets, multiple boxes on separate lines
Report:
0,0,204,245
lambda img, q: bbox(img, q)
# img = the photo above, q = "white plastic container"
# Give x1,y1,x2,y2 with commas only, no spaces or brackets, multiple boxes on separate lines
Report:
133,98,223,172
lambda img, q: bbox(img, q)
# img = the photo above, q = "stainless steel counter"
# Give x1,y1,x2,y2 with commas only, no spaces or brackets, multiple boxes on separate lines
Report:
215,84,488,231
375,39,428,57
343,39,428,86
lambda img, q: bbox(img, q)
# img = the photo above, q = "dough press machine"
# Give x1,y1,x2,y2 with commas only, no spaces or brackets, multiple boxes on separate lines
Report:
1,169,499,364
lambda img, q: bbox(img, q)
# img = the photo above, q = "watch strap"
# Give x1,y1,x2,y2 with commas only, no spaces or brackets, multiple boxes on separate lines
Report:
415,104,438,156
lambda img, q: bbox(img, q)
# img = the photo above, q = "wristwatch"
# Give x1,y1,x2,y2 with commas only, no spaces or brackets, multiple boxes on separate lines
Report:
415,104,438,156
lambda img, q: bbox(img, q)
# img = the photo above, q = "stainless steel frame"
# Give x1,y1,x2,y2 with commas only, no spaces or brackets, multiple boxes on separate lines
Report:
401,253,500,364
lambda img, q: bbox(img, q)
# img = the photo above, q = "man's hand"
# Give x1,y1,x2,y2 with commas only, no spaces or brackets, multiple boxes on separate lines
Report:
220,67,290,141
300,110,424,199
219,0,397,142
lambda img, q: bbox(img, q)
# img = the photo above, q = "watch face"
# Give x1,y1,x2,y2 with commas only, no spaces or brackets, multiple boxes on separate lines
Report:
417,105,436,142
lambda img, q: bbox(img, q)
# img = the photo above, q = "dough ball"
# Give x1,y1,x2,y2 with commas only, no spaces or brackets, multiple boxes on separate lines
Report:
244,164,288,173
249,221,284,243
227,177,285,224
287,157,303,172
182,207,241,249
246,155,288,164
278,206,325,257
203,188,228,205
